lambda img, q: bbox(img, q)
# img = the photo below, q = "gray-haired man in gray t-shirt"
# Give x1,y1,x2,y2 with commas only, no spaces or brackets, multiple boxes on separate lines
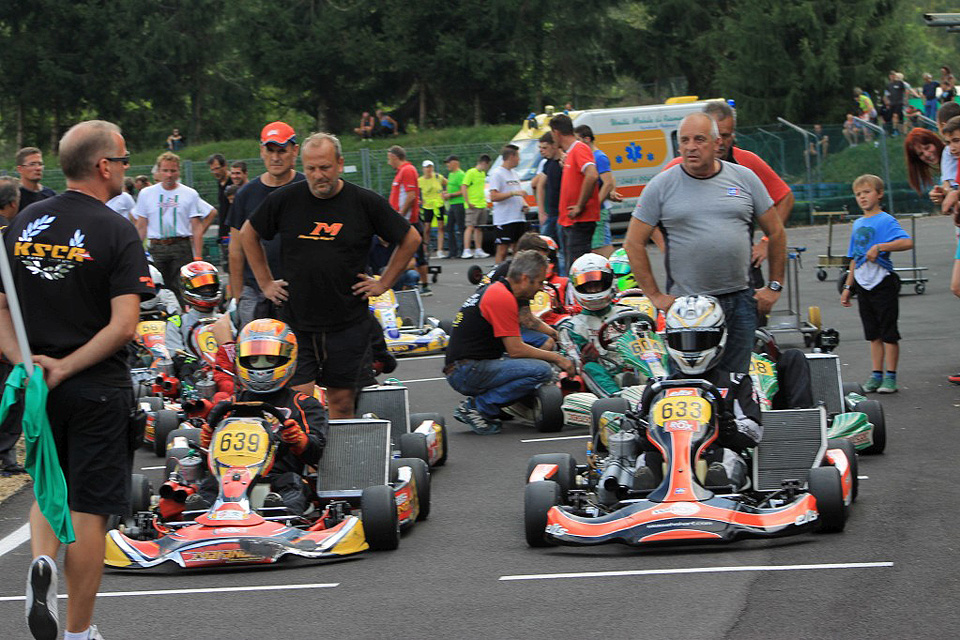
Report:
624,112,786,375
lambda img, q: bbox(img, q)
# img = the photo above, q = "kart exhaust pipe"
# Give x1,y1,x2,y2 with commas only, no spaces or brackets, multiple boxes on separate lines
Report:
600,460,635,497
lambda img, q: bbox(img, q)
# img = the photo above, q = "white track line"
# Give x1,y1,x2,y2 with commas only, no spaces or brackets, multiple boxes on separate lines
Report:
399,377,447,384
0,582,339,602
398,354,445,361
858,475,869,480
140,465,165,470
0,524,29,558
499,561,893,582
521,435,590,443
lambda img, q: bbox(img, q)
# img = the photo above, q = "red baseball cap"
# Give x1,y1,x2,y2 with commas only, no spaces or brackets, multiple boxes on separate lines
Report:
260,122,296,146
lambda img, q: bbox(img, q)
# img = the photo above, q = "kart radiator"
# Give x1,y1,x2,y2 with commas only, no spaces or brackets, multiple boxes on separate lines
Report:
317,419,391,498
752,407,827,492
804,354,844,415
356,384,410,444
394,289,425,329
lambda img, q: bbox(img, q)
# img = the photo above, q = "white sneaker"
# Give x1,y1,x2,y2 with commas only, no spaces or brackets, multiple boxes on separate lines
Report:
88,625,105,639
474,249,490,259
26,555,58,640
460,249,474,259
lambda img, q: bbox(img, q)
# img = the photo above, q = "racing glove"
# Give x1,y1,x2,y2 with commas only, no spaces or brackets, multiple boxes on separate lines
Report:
718,410,738,441
580,342,600,363
280,419,309,455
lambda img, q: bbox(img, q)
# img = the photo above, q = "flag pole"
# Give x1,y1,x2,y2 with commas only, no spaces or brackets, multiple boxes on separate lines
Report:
0,236,34,376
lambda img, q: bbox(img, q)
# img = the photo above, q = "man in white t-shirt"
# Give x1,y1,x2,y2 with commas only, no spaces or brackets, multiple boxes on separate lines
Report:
106,190,136,222
133,151,215,304
488,144,528,264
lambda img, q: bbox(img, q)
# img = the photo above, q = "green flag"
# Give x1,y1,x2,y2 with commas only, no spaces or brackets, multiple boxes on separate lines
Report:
0,364,74,544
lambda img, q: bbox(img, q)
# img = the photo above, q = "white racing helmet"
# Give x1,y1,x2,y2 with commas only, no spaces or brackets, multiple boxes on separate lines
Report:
664,295,726,375
569,254,615,311
140,265,165,312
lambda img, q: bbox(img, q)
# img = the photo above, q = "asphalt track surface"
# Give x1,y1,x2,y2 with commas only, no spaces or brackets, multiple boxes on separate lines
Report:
0,215,959,639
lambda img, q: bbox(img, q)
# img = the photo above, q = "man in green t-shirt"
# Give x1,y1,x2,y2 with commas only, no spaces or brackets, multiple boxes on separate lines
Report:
443,155,466,258
459,154,491,259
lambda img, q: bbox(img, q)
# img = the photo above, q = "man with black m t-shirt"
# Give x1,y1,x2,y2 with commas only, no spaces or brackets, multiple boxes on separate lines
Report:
444,250,574,435
240,132,420,419
0,120,153,640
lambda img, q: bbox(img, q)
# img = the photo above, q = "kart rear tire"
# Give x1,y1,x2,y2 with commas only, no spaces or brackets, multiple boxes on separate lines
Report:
808,466,846,533
153,410,179,457
828,437,858,503
524,480,560,547
399,432,430,465
361,484,400,551
842,381,865,397
391,457,431,521
533,384,564,433
409,413,448,466
142,396,163,412
166,427,201,450
590,397,630,453
525,453,576,494
439,319,454,336
854,399,886,455
129,473,152,515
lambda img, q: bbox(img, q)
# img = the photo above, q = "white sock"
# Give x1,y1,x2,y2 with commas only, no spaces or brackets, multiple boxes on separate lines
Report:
64,628,90,640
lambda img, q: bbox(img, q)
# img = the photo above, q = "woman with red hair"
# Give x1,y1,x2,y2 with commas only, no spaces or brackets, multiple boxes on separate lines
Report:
904,127,944,194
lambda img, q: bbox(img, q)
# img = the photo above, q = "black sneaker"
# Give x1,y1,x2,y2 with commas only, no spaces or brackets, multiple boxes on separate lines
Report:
25,555,58,640
262,492,285,511
705,462,730,488
420,285,433,297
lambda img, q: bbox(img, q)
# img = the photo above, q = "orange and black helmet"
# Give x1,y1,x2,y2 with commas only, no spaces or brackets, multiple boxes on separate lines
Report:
180,261,222,311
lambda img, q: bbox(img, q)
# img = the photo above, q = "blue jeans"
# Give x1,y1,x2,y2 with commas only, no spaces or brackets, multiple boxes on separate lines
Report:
445,203,465,257
715,289,757,376
393,269,420,290
541,214,563,273
521,327,550,347
924,99,938,122
446,357,554,418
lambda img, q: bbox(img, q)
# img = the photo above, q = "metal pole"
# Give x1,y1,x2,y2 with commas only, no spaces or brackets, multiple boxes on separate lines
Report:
0,237,35,376
855,118,894,215
755,128,786,176
916,113,938,130
777,117,816,224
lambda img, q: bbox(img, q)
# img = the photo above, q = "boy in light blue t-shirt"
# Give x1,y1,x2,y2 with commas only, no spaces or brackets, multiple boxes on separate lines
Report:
840,174,913,393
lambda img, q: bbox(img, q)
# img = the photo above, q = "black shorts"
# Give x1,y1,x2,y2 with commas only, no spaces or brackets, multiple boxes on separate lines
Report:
495,221,527,245
46,379,135,515
422,207,445,225
413,221,428,267
855,272,900,343
290,321,373,389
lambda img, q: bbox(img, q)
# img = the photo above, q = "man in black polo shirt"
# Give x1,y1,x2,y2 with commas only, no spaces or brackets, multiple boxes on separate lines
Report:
0,120,152,640
241,132,420,419
532,132,564,272
444,250,574,435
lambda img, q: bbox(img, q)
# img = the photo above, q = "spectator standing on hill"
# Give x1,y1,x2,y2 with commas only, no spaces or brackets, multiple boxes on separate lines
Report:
487,144,528,265
1,120,152,640
388,145,431,296
885,70,907,136
166,128,184,151
240,132,420,418
574,124,621,258
15,147,56,213
443,155,466,258
419,160,447,258
133,151,214,305
226,121,304,324
625,113,785,376
532,132,565,273
460,155,491,259
230,161,249,187
549,114,600,271
922,73,940,121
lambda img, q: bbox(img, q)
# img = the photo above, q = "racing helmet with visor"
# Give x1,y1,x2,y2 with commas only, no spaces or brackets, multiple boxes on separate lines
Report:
664,295,726,375
569,254,615,311
180,261,222,311
608,248,638,292
235,319,298,394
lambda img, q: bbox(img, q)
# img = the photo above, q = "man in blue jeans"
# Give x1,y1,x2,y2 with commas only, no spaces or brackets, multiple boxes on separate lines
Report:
444,250,575,434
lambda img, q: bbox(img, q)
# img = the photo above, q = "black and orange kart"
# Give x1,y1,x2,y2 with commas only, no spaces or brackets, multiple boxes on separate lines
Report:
106,402,430,569
524,379,857,548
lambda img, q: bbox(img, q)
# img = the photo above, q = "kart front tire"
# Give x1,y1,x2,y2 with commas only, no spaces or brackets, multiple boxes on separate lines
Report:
808,466,846,533
533,385,564,433
153,410,179,457
525,480,560,547
828,437,858,503
525,453,576,494
842,381,865,397
361,485,400,551
855,399,886,455
392,457,431,521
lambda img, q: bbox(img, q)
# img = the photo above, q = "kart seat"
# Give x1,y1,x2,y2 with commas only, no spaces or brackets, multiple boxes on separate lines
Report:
804,353,844,415
751,407,827,492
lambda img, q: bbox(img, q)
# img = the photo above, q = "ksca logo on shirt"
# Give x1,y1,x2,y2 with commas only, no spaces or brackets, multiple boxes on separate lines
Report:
15,215,91,280
298,221,343,241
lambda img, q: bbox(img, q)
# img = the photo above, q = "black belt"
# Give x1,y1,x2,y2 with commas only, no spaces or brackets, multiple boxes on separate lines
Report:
150,237,191,245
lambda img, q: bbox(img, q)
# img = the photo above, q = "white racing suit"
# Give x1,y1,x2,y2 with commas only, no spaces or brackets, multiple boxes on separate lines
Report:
556,303,638,396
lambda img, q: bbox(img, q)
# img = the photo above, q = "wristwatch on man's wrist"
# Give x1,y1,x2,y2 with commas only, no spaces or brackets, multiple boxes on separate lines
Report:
767,280,783,292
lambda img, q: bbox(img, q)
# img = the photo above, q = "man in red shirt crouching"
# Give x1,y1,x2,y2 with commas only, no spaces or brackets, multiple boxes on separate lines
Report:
443,250,575,434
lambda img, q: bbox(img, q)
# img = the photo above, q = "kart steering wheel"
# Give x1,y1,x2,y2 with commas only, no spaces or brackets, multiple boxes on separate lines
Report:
206,401,290,433
597,310,657,350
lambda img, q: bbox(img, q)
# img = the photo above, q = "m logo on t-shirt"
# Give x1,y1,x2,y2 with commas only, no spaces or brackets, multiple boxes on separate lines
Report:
298,221,344,240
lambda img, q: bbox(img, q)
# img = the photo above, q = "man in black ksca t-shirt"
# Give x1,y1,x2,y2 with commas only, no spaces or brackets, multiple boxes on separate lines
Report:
240,132,420,418
226,121,305,324
0,120,152,640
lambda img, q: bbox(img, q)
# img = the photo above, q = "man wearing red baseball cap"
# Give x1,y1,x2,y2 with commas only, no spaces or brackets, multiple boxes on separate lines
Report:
225,121,304,325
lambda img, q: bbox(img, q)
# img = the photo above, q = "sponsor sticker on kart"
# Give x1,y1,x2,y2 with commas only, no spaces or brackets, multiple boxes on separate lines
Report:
209,509,245,521
652,502,701,516
663,419,696,432
664,388,696,397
